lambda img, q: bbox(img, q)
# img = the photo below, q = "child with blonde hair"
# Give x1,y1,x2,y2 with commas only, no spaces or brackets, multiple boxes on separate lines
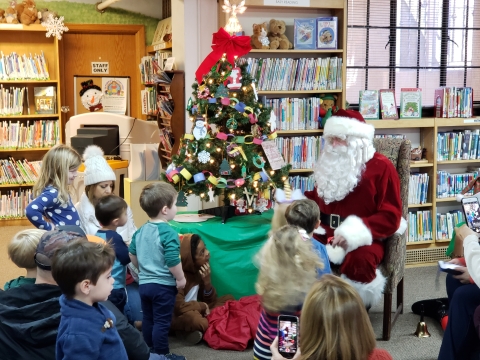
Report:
4,229,46,290
26,145,82,230
253,225,322,360
271,275,393,360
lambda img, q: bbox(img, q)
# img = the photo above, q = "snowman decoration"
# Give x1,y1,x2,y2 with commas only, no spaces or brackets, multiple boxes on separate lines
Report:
80,79,104,112
193,118,207,140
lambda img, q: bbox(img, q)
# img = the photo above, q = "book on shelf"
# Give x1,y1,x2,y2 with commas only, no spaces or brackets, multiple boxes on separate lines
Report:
436,211,464,241
275,136,322,170
0,85,29,116
157,93,173,119
158,128,173,152
0,120,59,149
379,89,399,119
266,97,321,131
437,129,480,161
434,87,473,118
436,170,479,199
400,88,422,119
140,87,157,116
0,188,33,219
34,86,56,115
244,57,342,91
359,90,379,119
316,17,338,49
289,174,315,194
0,51,49,81
151,17,172,47
0,158,41,185
407,210,432,242
408,172,429,205
294,18,316,50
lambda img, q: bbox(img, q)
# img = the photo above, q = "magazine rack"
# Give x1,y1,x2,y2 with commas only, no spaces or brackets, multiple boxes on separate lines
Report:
156,70,185,168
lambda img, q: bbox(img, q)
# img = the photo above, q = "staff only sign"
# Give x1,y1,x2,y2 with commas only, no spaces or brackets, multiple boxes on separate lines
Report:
91,62,110,74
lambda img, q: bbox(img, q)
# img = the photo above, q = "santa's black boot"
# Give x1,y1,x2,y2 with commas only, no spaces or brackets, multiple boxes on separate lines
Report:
411,298,449,322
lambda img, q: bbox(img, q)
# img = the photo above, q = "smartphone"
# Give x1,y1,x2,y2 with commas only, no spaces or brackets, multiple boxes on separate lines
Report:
277,315,299,359
461,196,480,233
438,260,462,276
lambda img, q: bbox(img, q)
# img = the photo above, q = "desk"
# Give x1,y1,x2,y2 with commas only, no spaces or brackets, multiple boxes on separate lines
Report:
170,210,273,299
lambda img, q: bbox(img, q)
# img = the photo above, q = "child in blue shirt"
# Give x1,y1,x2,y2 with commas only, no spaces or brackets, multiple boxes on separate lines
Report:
95,194,130,313
129,182,186,360
51,239,128,360
285,199,332,277
26,144,82,230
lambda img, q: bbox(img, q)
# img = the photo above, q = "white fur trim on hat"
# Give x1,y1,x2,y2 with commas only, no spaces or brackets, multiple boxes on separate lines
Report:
324,115,375,141
83,145,116,186
341,269,386,307
334,215,373,252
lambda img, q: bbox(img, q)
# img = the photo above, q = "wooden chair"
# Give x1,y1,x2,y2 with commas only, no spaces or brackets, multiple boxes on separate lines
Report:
373,138,411,340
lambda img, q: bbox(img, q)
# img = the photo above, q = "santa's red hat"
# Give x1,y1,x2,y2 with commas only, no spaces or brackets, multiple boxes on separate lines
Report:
323,109,375,141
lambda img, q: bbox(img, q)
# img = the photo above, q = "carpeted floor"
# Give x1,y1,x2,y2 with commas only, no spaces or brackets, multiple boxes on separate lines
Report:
1,226,447,360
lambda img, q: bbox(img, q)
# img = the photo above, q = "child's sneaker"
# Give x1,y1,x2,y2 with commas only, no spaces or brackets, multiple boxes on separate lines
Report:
184,330,203,345
149,354,167,360
165,354,186,360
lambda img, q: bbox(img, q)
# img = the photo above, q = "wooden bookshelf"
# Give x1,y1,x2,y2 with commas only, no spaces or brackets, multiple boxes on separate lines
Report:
0,24,62,224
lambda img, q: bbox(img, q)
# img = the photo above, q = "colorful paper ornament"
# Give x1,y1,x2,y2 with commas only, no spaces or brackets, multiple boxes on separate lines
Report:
215,84,229,98
234,102,246,112
198,150,211,164
226,67,242,90
208,187,215,202
226,118,238,130
220,159,231,175
187,97,193,111
269,110,277,132
176,191,188,207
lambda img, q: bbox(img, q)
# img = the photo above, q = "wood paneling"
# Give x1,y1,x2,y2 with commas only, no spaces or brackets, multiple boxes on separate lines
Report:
60,24,145,136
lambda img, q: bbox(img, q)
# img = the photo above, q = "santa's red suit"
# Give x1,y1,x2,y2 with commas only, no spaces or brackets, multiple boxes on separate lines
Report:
305,109,405,307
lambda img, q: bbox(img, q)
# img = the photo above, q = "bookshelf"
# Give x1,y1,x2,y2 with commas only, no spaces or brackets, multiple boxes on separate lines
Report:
367,117,480,252
156,71,185,168
0,24,62,225
219,0,347,194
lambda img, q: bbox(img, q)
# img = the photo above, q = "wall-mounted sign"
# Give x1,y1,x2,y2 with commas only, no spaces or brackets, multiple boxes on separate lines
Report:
91,62,109,74
264,0,310,6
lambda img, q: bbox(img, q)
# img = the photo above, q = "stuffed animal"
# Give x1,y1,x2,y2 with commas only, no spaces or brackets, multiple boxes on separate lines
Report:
0,9,5,23
4,4,18,24
38,8,58,23
19,0,40,25
267,19,293,50
319,94,339,128
251,22,270,50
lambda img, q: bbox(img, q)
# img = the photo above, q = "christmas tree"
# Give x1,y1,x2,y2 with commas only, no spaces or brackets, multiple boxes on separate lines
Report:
163,30,291,211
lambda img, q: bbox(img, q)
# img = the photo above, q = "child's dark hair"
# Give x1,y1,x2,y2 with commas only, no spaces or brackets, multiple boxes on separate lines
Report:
285,199,320,234
51,239,115,299
190,234,201,263
95,194,128,226
139,182,177,218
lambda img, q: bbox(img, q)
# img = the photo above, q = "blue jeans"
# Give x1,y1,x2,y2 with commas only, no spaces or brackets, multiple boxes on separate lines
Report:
139,283,177,355
124,282,143,324
438,274,480,360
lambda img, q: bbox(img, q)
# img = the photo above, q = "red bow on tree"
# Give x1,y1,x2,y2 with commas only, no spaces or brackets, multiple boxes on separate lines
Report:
195,28,252,83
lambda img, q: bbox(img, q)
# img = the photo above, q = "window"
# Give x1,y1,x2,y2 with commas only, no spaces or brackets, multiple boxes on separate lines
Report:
346,0,479,109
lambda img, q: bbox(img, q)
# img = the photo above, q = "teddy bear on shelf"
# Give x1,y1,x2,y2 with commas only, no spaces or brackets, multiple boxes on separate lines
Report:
5,2,19,24
319,93,339,128
251,22,270,50
38,8,58,23
267,19,293,50
0,9,6,23
19,0,41,25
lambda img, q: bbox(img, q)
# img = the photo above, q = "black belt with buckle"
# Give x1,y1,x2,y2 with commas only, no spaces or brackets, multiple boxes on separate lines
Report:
320,213,346,229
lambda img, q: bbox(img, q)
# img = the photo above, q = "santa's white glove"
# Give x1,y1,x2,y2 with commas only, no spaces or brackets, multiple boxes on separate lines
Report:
456,193,465,202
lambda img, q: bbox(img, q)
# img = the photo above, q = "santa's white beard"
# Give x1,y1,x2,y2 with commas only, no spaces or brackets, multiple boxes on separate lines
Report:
314,141,366,204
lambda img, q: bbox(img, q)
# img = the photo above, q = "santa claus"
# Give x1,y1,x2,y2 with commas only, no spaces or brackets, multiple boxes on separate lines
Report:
305,109,406,307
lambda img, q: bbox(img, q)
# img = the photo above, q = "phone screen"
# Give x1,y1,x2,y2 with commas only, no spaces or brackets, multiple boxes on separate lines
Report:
278,317,298,358
462,197,480,233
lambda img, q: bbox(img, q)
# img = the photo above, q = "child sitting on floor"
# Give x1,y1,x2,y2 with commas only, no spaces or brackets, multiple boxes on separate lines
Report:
52,240,128,360
4,229,46,290
253,225,322,360
171,234,234,345
95,194,131,313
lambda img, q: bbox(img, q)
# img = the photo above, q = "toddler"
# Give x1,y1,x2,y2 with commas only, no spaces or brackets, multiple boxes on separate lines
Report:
26,144,82,230
52,239,128,360
95,194,130,313
253,225,322,360
4,229,45,290
129,182,186,360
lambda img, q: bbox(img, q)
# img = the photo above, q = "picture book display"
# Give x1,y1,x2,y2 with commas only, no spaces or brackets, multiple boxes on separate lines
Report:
294,18,316,50
400,88,422,119
316,17,338,49
359,90,379,119
379,89,399,119
34,86,56,114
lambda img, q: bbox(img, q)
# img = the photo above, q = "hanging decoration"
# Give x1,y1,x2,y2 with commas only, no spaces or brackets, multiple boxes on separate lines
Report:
198,150,211,164
222,0,247,35
176,190,189,207
42,14,69,40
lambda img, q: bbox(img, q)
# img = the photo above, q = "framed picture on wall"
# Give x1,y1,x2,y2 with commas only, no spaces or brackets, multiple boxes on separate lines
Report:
379,89,399,120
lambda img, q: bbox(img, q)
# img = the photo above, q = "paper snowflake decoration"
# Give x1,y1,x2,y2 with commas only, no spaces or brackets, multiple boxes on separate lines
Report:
42,14,69,40
198,150,211,164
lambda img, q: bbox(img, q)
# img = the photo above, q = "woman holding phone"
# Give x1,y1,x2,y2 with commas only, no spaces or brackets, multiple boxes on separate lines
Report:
270,275,392,360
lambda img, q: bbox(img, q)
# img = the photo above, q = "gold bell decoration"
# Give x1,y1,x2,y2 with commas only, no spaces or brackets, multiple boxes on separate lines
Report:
414,305,431,338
